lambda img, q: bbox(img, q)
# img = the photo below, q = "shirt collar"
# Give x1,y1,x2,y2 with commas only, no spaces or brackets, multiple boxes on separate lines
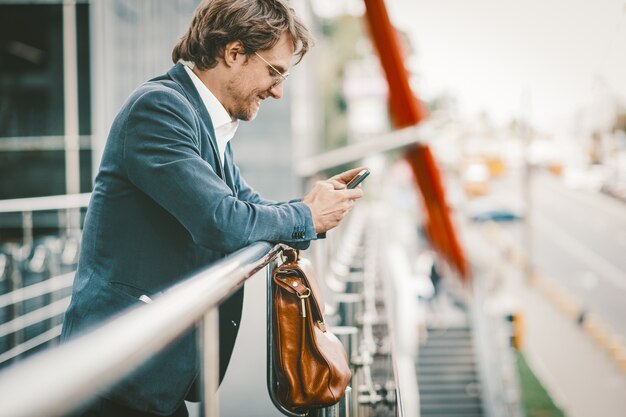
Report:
182,63,239,167
183,64,236,131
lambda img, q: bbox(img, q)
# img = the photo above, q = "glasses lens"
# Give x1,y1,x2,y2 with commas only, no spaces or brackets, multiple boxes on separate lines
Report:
255,52,287,88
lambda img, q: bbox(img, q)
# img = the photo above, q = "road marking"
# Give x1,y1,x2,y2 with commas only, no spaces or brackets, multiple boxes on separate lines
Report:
534,213,626,291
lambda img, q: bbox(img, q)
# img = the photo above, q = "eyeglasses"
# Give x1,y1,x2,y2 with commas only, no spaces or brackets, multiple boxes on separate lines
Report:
254,51,289,89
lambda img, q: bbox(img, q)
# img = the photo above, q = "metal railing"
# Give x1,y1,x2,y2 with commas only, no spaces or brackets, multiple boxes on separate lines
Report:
295,122,431,177
0,208,387,417
0,193,90,246
470,265,523,417
0,195,89,367
0,241,283,417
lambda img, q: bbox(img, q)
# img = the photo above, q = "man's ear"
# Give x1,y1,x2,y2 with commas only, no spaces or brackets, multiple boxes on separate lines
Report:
223,40,246,68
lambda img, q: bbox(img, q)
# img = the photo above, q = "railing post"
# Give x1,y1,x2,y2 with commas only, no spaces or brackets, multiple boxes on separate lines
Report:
21,211,33,249
200,308,220,417
340,386,352,417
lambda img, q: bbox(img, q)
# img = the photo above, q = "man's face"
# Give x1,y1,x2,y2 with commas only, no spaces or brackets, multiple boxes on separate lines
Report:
225,33,294,121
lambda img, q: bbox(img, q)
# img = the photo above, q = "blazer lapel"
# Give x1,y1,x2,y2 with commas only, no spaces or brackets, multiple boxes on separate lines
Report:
166,63,224,179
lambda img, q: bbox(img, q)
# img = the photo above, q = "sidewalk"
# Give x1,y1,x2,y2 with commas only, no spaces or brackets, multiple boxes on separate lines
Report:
518,277,626,417
460,220,626,417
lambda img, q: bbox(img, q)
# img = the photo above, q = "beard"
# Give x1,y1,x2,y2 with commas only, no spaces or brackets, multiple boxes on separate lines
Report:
225,77,262,121
231,97,260,121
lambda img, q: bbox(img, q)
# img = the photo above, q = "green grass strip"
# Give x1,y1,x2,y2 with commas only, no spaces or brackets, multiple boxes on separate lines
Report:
516,351,566,417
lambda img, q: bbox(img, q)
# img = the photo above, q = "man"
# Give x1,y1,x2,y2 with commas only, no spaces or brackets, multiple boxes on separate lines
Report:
61,1,363,416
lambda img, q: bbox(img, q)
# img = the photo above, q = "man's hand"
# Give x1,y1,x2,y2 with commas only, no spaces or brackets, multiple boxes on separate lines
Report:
302,169,366,234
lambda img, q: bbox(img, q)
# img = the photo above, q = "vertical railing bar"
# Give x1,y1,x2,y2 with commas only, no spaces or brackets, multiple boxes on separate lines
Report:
201,308,220,417
21,211,33,249
62,0,81,199
62,0,82,238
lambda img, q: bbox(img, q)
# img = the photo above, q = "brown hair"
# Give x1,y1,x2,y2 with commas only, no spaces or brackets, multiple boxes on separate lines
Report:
172,0,312,70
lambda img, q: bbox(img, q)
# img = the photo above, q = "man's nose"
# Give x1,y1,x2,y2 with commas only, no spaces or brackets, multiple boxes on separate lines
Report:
269,83,284,99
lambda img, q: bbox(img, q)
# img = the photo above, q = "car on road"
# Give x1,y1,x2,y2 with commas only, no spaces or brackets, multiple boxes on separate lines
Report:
467,198,524,222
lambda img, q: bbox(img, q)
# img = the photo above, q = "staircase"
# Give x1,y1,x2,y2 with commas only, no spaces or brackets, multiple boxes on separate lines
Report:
417,326,484,417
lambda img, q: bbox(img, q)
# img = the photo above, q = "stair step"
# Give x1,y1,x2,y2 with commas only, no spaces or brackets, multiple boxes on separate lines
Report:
418,360,477,367
421,397,481,407
418,355,477,365
418,361,477,369
420,412,483,417
419,382,481,395
418,374,480,384
425,336,474,344
421,337,474,345
421,403,483,413
426,326,471,330
418,365,478,374
426,327,472,336
420,392,481,402
422,337,474,345
419,348,476,358
420,347,474,356
418,373,479,382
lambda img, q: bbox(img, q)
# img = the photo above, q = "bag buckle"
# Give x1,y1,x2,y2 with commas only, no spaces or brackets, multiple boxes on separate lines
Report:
297,287,311,317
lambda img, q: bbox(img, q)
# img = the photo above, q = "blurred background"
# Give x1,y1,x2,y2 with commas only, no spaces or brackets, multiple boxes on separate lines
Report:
0,1,625,417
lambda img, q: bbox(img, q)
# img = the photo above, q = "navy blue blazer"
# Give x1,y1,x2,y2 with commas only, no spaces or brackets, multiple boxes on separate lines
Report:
61,63,317,415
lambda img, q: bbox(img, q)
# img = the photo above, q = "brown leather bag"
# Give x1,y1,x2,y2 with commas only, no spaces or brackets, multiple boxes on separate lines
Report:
272,248,351,410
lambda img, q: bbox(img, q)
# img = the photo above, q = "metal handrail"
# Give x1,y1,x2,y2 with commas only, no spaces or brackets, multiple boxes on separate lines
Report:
0,241,284,417
0,297,70,339
0,193,91,243
296,120,444,177
0,193,91,214
0,135,93,152
0,325,64,364
0,272,74,309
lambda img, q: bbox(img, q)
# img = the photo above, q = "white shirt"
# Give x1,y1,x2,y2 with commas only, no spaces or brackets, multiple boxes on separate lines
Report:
183,64,239,168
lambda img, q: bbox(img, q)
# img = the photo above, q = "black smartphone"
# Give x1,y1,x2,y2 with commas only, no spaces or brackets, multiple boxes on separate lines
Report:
346,169,370,189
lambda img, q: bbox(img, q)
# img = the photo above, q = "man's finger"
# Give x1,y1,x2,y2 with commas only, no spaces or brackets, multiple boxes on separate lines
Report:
316,181,334,191
339,188,364,199
331,166,368,184
328,179,346,190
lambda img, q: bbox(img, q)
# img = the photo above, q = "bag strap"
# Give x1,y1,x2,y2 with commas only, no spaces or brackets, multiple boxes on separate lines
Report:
274,270,310,298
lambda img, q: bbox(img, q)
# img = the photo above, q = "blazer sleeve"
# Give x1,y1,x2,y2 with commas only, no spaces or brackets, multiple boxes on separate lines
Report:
123,87,316,253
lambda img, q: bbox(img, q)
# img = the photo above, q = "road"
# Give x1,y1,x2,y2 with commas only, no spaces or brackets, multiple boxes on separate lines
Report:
476,170,626,339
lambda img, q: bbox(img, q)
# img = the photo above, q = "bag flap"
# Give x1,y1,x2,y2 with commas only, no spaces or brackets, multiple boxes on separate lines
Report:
273,252,325,319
